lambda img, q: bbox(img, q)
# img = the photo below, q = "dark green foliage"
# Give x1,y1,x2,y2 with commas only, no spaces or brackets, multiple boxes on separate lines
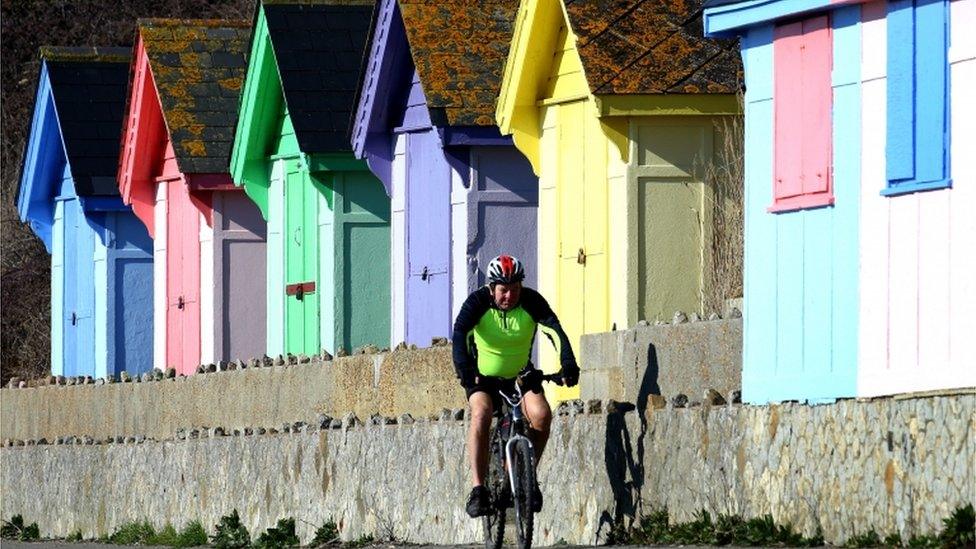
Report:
254,518,300,548
346,533,375,547
211,509,251,549
311,519,340,546
108,520,157,545
1,515,40,540
613,508,822,547
846,529,883,547
67,530,84,542
177,520,208,547
153,524,182,547
939,504,975,548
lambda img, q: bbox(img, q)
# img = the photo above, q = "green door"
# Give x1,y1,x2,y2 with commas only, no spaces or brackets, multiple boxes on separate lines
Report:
284,159,319,354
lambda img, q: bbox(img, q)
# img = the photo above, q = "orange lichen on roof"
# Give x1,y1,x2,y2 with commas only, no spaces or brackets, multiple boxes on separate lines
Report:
563,0,741,95
398,0,519,126
136,19,251,172
39,46,131,64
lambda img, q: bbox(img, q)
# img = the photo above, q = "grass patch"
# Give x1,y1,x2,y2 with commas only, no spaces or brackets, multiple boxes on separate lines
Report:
103,520,208,547
608,508,822,546
1,515,40,541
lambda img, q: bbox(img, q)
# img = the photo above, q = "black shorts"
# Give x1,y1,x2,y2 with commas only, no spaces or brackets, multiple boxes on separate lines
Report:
465,365,544,412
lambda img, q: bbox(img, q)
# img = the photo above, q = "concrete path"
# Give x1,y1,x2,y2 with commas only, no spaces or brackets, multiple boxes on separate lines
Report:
0,542,754,549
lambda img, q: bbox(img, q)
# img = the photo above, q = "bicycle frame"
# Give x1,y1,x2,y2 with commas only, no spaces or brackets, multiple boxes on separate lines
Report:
499,383,534,501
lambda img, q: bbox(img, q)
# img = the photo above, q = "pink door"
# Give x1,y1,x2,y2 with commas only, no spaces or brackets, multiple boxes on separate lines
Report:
166,179,201,374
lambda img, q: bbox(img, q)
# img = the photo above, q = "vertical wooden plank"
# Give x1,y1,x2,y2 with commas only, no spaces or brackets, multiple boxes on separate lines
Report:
51,199,65,376
153,181,167,370
885,0,916,182
774,212,804,393
741,26,778,403
800,16,833,196
537,105,559,381
829,5,862,397
801,207,833,396
450,152,469,320
555,101,584,373
886,196,919,382
583,100,609,338
390,133,407,346
915,189,950,388
947,0,976,386
773,22,805,200
199,193,215,365
911,0,948,184
318,169,336,355
93,214,109,379
857,80,891,395
266,160,285,357
302,171,320,355
111,211,154,377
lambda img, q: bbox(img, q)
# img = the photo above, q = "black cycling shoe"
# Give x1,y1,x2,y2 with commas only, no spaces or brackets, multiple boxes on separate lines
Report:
532,483,543,512
466,486,492,518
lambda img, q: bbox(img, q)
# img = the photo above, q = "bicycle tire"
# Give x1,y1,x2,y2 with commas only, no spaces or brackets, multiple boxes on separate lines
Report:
512,438,536,549
483,431,506,549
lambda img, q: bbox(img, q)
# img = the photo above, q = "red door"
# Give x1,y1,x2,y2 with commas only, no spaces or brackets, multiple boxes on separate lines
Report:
165,179,201,374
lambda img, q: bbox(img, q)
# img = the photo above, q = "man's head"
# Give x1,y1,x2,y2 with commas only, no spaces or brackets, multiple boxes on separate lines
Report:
486,255,526,311
491,281,522,311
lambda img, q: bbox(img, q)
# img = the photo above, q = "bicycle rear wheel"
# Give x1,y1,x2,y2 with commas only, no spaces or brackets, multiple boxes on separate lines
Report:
483,431,506,549
512,438,536,549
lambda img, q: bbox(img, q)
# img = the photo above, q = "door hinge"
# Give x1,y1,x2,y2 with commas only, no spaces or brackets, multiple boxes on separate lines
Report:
577,247,586,265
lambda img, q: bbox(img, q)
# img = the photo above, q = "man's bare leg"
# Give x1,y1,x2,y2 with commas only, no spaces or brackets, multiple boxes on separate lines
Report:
522,390,552,464
468,392,494,487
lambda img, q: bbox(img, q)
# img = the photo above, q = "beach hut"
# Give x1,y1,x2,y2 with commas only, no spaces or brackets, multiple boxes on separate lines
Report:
230,0,389,357
17,46,153,379
496,0,741,379
703,0,975,402
118,19,267,374
352,0,538,348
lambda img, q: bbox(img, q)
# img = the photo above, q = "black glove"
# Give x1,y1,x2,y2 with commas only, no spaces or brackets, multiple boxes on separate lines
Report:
560,361,580,387
457,366,478,389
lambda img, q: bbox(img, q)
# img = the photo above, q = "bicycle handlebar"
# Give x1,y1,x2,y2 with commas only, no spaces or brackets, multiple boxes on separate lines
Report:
540,373,565,386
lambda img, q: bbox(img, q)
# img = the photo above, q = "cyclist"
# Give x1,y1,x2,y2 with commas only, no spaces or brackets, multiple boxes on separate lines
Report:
452,254,580,518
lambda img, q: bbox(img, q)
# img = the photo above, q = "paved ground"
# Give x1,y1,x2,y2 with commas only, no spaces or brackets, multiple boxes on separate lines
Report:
0,542,748,549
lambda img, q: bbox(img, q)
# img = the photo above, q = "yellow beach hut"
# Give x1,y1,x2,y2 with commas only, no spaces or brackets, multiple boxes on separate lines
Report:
496,0,742,391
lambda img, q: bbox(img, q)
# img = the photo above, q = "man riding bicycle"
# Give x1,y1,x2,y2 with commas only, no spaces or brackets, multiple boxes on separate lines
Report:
451,254,580,518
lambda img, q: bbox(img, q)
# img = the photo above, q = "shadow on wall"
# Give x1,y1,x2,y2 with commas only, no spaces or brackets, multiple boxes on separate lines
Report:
598,343,661,538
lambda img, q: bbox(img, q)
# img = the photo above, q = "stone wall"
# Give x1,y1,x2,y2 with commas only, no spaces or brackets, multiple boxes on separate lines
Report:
2,318,741,443
580,319,742,403
0,347,467,442
3,392,972,545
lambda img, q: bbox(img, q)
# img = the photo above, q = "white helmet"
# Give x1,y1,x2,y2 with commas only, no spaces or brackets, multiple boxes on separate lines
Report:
486,255,525,285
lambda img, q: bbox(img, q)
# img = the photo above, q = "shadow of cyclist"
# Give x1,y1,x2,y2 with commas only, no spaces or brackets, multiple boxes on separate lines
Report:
596,342,661,541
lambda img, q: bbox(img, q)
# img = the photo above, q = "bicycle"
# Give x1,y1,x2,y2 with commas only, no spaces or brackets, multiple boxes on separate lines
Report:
482,372,563,549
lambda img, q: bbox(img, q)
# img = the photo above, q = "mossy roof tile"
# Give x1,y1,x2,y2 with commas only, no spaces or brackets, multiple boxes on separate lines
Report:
564,0,742,94
138,18,251,173
398,0,519,127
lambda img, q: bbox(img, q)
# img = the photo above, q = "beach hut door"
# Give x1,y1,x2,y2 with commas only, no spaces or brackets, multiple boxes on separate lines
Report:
283,161,319,354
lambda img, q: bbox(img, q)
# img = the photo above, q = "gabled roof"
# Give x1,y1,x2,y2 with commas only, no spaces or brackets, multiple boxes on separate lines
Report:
137,18,251,173
565,0,741,94
40,47,131,195
17,47,132,251
398,0,519,127
263,1,373,152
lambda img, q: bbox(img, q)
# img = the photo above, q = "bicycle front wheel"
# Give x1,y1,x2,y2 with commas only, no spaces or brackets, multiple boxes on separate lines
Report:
483,432,506,549
512,438,536,549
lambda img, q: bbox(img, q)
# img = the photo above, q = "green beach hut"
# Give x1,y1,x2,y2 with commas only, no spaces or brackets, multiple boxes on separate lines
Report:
230,0,389,357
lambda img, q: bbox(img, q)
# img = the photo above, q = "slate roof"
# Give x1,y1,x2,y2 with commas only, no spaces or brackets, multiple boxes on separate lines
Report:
137,19,251,173
41,47,132,196
263,1,374,153
398,0,518,127
564,0,742,94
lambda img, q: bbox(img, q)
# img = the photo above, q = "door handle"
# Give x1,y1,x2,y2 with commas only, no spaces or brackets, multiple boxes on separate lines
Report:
577,248,586,265
71,312,77,326
294,227,302,246
177,296,185,310
421,266,429,281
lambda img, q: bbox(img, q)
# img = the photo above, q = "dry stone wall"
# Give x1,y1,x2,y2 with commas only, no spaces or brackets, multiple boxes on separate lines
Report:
2,392,972,545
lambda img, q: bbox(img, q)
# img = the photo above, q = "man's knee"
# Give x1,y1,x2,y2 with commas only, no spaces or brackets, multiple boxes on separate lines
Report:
525,394,552,432
468,394,494,428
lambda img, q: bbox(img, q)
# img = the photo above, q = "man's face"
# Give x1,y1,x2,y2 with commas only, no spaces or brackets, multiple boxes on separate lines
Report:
492,282,521,311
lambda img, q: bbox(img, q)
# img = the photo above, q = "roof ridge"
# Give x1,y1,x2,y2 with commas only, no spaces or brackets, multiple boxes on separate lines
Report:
39,46,131,63
137,18,250,28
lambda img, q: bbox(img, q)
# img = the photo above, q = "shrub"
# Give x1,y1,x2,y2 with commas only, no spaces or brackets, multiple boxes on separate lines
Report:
211,510,250,549
108,520,156,545
311,519,340,546
254,517,300,548
1,515,40,541
176,520,208,547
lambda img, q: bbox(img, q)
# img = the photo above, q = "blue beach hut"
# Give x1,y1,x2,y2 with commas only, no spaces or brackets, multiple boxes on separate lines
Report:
17,47,154,379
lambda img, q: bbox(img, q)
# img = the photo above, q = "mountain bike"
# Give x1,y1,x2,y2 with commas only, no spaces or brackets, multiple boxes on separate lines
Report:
483,372,563,549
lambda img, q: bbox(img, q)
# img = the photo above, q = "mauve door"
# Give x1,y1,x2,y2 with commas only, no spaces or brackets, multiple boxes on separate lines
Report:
405,129,451,346
215,191,267,362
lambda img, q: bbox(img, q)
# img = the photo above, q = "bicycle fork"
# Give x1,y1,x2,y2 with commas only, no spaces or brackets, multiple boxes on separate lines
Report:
504,434,534,514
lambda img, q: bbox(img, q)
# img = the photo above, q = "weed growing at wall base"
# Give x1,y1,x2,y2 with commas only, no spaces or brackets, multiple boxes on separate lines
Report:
101,519,209,547
1,515,40,541
254,518,300,548
211,509,251,548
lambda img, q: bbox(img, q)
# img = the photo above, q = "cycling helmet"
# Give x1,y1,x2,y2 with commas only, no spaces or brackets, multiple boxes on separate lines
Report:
486,255,525,285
